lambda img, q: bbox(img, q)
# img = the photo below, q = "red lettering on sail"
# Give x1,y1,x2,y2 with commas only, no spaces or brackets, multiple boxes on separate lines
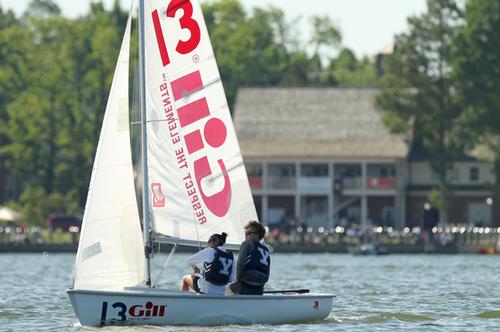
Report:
194,157,231,217
167,0,201,54
152,1,201,67
171,71,203,100
152,10,170,66
177,98,209,127
160,67,233,219
204,118,227,148
184,130,204,154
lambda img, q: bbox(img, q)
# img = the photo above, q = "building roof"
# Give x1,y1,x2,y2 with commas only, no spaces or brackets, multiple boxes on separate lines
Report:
233,87,408,159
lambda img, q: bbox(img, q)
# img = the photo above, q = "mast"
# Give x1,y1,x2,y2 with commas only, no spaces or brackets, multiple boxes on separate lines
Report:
138,0,152,287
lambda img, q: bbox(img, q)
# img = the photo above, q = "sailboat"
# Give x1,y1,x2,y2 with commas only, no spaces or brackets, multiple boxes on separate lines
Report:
67,0,334,326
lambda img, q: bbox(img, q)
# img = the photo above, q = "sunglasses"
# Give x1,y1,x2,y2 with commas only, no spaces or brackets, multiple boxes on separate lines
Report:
245,231,258,236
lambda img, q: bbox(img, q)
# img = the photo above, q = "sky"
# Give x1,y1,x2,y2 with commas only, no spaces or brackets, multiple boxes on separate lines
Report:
0,0,427,57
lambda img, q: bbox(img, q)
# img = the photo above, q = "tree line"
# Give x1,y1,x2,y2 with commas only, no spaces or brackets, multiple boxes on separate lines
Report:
376,0,500,222
0,0,498,225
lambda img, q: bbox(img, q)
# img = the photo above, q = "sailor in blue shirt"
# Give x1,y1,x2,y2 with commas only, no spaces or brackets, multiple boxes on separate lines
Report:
180,232,235,295
230,221,271,295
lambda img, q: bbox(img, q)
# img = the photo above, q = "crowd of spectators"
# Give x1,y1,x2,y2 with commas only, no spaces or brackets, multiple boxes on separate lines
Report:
2,219,500,251
0,224,79,245
264,218,500,250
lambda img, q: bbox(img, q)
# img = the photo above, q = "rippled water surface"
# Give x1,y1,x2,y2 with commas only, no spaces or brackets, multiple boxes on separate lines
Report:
1,253,500,331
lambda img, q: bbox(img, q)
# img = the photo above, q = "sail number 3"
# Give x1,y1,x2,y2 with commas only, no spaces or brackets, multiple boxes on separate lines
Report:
152,0,201,66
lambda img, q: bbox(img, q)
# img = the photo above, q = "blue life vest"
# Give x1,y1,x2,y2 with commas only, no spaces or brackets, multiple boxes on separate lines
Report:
244,241,270,276
204,248,234,285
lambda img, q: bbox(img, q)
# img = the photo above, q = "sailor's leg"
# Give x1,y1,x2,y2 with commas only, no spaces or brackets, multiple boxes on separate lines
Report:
180,274,194,291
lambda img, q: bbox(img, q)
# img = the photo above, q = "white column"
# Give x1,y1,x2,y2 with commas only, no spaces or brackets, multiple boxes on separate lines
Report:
361,162,368,225
261,161,268,224
295,161,301,219
295,193,301,220
328,162,334,228
361,195,368,226
262,195,269,225
395,159,406,229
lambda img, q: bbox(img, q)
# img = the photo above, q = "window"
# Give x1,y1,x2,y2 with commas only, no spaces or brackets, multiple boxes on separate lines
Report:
301,164,328,177
268,164,296,190
247,164,263,189
367,164,396,189
470,167,479,182
334,164,362,189
246,164,262,177
268,164,295,177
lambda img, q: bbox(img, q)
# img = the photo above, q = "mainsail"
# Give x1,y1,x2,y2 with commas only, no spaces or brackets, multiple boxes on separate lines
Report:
143,0,257,247
72,15,145,290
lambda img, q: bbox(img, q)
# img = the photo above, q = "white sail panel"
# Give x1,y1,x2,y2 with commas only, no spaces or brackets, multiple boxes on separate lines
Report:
73,16,145,290
144,0,257,246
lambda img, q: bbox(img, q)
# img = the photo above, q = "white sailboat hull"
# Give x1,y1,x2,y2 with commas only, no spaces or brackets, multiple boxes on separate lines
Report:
67,288,334,326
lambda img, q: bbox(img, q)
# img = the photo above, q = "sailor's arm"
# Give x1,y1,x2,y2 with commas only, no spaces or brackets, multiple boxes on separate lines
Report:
235,240,253,280
186,247,211,268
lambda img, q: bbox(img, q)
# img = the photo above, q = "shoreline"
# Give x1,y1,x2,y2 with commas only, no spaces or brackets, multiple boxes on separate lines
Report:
0,243,488,254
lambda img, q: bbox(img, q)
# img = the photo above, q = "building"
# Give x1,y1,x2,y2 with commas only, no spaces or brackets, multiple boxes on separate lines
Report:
233,87,499,229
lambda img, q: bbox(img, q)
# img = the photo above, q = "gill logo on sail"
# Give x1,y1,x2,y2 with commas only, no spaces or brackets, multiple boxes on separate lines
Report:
151,183,166,207
152,0,232,218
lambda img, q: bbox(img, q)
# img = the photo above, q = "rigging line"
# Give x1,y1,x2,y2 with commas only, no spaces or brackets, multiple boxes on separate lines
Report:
147,119,177,123
154,242,161,268
152,244,177,288
192,207,202,252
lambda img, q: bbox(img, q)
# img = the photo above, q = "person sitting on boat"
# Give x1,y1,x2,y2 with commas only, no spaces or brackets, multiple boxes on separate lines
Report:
230,221,271,295
180,232,235,295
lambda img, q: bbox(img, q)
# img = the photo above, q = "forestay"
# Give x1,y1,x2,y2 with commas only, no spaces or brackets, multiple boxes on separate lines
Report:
72,16,145,290
143,0,257,247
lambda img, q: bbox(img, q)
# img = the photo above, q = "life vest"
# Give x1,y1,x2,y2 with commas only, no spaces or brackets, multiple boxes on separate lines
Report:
203,248,234,285
244,241,270,276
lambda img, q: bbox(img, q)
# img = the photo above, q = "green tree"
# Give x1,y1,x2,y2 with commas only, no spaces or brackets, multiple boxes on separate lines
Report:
375,0,464,223
323,48,378,86
0,8,26,146
310,15,341,58
1,1,127,223
203,0,292,105
25,0,61,18
453,0,500,195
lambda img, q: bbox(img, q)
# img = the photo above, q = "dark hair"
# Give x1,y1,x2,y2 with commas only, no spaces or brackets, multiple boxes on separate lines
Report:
209,232,227,245
244,220,266,240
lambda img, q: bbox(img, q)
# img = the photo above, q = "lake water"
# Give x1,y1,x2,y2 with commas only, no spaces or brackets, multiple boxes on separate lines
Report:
1,253,500,331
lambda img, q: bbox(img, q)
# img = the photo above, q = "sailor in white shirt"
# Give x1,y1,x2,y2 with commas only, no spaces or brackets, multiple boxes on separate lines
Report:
180,232,236,295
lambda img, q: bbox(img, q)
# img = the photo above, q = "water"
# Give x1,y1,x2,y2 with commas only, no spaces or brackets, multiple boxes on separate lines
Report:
1,253,500,331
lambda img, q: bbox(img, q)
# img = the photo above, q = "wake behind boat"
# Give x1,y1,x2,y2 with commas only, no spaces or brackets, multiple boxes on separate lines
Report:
67,0,334,326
